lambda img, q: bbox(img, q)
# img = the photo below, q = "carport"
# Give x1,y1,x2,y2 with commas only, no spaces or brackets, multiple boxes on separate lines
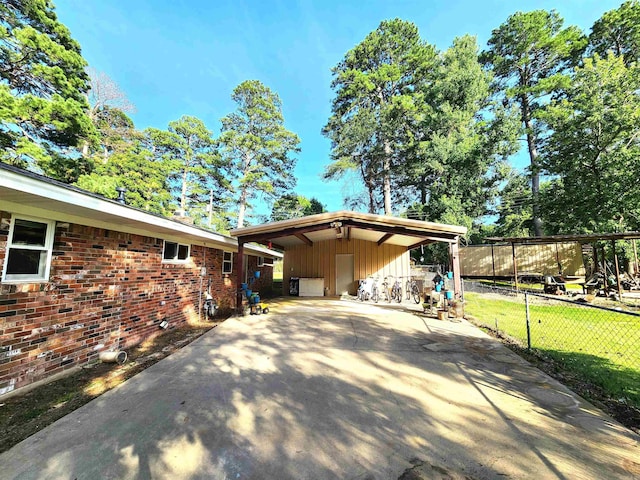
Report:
231,211,467,313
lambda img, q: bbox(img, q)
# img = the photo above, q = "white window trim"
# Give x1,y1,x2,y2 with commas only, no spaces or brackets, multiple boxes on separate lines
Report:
257,256,264,267
162,240,191,263
2,215,56,283
222,251,233,274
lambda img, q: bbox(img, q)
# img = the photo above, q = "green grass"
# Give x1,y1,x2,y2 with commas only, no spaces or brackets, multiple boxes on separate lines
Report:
465,292,640,407
272,259,283,281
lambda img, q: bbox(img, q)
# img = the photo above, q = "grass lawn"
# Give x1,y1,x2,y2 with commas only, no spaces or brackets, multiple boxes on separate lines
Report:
465,292,640,408
273,259,283,281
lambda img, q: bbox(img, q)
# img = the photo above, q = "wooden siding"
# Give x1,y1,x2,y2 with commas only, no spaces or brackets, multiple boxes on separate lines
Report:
283,238,410,295
460,242,586,278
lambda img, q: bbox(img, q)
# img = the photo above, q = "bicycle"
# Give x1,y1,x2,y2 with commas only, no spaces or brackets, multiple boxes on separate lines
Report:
405,276,421,304
370,277,380,303
381,277,391,303
357,276,376,302
357,279,367,301
390,276,403,303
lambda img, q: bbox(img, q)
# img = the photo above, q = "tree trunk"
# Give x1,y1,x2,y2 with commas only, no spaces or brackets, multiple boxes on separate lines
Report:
180,168,188,214
237,152,253,228
520,93,543,237
237,187,248,228
383,139,392,215
377,88,392,215
420,174,427,205
360,160,376,213
367,176,376,213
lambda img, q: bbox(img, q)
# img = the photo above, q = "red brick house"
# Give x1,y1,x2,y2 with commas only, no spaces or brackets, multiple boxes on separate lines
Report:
0,163,281,397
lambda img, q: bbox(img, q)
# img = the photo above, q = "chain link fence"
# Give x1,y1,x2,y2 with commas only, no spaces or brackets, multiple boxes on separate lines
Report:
463,280,640,409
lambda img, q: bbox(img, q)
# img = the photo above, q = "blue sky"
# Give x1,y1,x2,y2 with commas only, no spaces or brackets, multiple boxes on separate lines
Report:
54,0,624,215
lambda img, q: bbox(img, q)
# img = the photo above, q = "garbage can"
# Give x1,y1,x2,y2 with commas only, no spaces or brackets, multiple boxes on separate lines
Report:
289,277,299,296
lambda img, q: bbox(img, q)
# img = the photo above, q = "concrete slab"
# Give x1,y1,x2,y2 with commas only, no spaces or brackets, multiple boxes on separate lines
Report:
1,298,638,479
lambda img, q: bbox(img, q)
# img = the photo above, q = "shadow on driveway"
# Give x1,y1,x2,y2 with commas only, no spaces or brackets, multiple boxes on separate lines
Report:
1,298,638,479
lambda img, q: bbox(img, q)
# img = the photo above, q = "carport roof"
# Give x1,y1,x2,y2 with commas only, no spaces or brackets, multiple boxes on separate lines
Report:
230,211,467,249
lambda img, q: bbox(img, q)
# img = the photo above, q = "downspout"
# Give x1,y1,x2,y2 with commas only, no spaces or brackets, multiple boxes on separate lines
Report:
235,240,245,314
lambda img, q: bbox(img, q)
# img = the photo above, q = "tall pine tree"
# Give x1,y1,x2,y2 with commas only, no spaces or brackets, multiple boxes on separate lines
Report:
0,0,96,180
219,80,300,228
481,10,585,236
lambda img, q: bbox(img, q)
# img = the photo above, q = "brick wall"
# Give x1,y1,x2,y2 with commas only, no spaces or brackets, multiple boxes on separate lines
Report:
0,213,242,396
245,254,274,297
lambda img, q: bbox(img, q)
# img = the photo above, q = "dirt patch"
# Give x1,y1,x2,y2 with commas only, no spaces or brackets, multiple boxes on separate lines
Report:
0,318,223,454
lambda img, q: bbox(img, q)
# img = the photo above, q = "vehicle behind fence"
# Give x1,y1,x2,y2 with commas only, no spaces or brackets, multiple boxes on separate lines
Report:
463,280,640,409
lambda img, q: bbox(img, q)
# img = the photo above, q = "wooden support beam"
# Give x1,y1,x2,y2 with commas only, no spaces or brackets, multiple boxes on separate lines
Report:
377,233,394,246
294,233,313,246
236,219,459,246
238,222,337,244
613,240,623,300
268,242,286,251
343,220,459,241
407,236,453,250
345,226,351,241
512,242,519,293
450,240,462,301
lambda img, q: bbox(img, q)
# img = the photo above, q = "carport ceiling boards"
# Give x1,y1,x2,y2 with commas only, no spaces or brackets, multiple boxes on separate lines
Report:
230,211,467,250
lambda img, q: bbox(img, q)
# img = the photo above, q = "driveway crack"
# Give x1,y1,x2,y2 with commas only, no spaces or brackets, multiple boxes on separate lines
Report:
350,319,359,349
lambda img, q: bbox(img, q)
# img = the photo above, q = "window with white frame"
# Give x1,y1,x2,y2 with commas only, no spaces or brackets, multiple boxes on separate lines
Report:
257,256,264,267
2,216,55,282
222,251,233,274
162,241,190,262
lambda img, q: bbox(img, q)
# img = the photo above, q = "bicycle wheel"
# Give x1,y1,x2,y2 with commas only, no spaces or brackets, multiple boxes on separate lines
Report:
394,285,402,303
372,285,379,303
412,284,420,304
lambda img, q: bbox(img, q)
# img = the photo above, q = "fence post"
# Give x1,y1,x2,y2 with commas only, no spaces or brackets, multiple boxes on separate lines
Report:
525,292,531,350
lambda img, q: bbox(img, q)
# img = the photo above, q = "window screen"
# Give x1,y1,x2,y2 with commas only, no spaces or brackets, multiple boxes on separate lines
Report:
223,251,233,274
3,217,54,282
163,241,190,262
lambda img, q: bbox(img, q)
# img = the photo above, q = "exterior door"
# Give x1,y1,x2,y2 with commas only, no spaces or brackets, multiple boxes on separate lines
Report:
336,254,354,295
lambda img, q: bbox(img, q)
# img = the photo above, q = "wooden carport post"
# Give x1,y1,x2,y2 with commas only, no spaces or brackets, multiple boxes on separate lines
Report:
236,240,245,314
612,240,623,300
511,242,519,293
449,239,462,299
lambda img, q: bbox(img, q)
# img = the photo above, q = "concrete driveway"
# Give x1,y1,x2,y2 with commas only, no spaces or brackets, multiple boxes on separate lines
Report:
1,298,638,480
